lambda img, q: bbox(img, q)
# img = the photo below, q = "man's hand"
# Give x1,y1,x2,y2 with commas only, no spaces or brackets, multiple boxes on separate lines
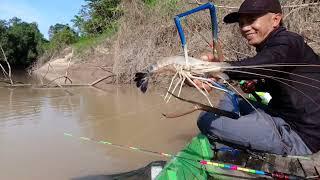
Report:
200,53,218,62
192,53,221,92
201,41,224,62
191,41,224,92
192,78,215,92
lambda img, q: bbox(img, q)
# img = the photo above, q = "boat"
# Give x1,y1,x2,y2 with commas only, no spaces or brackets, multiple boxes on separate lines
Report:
72,134,319,180
156,134,320,180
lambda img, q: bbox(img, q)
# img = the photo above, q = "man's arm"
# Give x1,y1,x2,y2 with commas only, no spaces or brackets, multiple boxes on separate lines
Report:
226,42,292,80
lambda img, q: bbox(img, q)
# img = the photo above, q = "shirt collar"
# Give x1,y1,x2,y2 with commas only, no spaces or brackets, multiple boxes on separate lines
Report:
256,26,286,52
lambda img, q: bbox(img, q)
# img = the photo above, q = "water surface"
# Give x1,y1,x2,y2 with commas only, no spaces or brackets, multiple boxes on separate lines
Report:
0,85,200,180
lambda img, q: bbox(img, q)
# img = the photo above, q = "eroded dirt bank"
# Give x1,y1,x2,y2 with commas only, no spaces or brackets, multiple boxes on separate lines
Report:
33,46,116,90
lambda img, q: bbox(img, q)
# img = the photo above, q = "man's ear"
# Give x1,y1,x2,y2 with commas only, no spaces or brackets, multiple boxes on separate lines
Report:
272,13,282,27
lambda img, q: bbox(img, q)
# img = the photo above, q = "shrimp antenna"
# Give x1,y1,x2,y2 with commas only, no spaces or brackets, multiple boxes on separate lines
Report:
166,91,239,119
225,69,320,107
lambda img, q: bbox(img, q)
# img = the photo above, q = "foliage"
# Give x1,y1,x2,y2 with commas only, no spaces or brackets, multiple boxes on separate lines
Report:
166,0,180,9
0,20,8,35
72,22,117,54
0,17,46,68
142,0,179,9
34,0,123,68
142,0,157,6
47,23,79,51
48,23,72,40
72,0,122,36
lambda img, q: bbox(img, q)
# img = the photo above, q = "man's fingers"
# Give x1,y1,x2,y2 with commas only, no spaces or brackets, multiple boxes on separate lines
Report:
200,54,215,61
193,79,202,86
200,55,209,61
193,79,212,92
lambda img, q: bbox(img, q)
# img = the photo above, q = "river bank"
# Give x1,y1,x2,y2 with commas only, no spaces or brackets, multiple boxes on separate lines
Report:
32,46,115,90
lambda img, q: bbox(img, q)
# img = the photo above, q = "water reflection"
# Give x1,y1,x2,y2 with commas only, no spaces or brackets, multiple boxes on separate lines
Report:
0,85,200,180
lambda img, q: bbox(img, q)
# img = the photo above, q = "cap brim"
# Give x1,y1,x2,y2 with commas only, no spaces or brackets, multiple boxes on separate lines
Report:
223,12,240,24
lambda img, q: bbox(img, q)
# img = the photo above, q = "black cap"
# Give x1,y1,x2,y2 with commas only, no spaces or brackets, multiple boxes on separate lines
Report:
223,0,282,24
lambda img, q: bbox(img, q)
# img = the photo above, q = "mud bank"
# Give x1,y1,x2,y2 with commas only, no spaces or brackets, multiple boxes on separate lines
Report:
33,47,115,89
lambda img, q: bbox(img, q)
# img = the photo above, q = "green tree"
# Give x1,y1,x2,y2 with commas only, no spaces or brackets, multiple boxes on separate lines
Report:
71,15,85,34
72,0,122,36
49,26,78,50
0,17,46,68
0,20,8,49
0,20,8,35
48,23,71,40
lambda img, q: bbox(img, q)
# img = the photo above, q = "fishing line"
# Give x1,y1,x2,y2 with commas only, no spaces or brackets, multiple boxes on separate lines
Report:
76,91,173,129
61,86,202,139
65,132,174,158
63,132,311,180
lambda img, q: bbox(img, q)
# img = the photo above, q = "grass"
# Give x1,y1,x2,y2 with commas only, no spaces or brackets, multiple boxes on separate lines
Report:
143,0,180,10
142,0,157,6
72,23,118,55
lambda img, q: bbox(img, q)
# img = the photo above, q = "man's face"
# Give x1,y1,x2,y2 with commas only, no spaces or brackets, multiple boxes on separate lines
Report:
239,13,281,46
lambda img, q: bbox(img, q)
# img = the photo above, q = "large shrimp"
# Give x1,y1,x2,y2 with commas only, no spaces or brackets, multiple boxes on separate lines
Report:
134,55,320,117
134,56,231,107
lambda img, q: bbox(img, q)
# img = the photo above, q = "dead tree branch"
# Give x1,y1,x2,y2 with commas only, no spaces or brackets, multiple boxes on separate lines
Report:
90,74,116,86
0,44,13,85
65,49,74,84
46,76,73,86
48,63,73,85
284,4,320,20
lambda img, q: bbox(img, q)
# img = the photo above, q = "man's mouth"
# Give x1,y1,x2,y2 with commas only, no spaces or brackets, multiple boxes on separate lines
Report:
245,33,256,39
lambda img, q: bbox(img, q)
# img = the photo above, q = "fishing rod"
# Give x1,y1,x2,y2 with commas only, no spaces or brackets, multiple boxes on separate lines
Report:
162,91,240,119
63,132,315,180
200,160,308,180
63,133,172,158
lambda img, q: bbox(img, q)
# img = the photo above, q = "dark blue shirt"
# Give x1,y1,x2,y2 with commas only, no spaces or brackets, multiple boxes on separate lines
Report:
227,27,320,153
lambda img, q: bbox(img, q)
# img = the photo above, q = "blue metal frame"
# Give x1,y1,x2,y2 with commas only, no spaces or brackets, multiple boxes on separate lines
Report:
174,3,240,116
174,2,218,48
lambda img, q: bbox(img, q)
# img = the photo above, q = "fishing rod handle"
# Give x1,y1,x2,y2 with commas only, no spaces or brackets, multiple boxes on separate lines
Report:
174,2,218,48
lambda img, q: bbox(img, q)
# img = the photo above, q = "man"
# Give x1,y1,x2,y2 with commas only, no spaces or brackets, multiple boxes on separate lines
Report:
197,0,320,155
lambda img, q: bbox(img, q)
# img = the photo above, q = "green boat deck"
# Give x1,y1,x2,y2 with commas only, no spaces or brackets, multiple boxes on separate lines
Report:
156,134,320,180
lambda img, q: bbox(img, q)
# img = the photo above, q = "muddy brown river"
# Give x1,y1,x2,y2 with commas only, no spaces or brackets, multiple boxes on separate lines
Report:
0,85,202,180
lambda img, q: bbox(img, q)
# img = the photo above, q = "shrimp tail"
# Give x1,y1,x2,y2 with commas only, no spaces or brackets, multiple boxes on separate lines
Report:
134,72,149,93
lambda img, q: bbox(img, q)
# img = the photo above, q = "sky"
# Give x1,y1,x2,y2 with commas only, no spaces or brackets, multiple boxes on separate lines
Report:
0,0,85,39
